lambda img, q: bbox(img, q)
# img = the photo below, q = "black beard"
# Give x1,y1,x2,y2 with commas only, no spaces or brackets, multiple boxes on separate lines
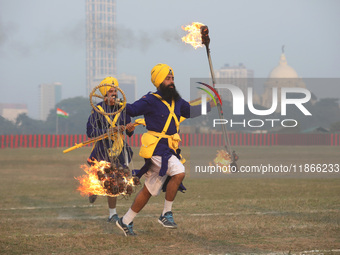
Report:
159,83,181,102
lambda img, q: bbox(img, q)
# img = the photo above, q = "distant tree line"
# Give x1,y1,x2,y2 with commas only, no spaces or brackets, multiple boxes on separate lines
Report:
1,97,90,135
0,96,146,135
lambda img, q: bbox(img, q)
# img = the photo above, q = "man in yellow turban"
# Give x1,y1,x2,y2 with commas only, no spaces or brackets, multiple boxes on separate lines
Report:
86,76,135,223
115,64,216,236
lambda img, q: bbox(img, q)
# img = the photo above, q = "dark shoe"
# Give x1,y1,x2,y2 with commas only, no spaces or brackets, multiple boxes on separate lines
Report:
116,217,136,236
107,214,119,223
88,194,97,203
158,211,177,229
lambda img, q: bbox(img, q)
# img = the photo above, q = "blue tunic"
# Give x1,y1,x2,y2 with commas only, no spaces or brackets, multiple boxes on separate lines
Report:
126,90,210,157
126,89,211,194
86,101,134,165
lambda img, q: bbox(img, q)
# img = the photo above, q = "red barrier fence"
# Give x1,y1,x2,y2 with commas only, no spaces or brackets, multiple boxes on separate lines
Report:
0,133,339,149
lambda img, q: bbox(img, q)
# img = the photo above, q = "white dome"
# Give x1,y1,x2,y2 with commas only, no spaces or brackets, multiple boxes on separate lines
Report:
268,53,299,78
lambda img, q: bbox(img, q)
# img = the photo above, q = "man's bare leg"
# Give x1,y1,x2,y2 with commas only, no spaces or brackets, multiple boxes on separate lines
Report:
122,185,151,225
107,196,118,222
165,173,185,202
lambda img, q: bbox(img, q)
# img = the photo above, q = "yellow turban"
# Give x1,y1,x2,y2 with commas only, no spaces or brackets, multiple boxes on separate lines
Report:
151,63,174,88
99,77,119,96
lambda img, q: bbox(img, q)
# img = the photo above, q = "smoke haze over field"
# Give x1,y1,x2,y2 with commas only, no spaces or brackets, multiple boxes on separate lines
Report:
0,0,339,118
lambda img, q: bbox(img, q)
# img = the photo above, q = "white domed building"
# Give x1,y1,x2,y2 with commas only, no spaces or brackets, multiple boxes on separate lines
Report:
268,53,299,79
262,49,306,109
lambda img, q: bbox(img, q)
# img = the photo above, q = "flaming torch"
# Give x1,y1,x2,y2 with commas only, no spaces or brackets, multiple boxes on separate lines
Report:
182,22,238,170
75,159,140,198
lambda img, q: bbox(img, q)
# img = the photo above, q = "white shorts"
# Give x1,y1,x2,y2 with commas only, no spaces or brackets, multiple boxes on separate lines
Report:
144,155,185,196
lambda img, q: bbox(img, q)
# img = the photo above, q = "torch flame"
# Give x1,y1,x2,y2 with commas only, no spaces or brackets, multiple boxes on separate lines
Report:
209,150,232,173
181,22,205,49
214,150,232,166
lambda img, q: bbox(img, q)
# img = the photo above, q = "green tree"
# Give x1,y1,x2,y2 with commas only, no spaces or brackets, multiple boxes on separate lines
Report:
15,113,46,134
330,121,340,132
46,97,91,134
0,116,20,135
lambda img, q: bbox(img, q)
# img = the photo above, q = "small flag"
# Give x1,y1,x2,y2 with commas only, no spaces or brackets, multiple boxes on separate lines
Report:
57,108,69,118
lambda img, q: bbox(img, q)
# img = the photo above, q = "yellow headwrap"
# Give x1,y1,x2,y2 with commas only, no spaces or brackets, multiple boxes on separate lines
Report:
151,63,174,88
99,77,119,96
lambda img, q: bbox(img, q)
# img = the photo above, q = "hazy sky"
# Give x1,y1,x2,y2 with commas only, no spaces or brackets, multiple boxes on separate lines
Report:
0,0,339,118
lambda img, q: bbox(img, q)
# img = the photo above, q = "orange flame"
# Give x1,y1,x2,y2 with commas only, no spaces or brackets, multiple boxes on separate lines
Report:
214,150,232,166
75,159,138,197
210,150,232,173
181,22,205,49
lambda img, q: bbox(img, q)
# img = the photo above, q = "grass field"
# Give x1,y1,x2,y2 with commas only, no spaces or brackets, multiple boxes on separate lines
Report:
0,146,339,255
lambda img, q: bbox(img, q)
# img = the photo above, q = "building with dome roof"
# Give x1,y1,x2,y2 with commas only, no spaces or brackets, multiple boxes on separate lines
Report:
268,53,299,79
262,47,306,109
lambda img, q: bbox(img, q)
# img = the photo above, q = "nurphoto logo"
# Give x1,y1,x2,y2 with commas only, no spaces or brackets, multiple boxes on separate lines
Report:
199,83,312,129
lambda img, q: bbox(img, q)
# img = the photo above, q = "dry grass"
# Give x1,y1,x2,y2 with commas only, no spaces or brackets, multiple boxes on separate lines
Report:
0,146,339,254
